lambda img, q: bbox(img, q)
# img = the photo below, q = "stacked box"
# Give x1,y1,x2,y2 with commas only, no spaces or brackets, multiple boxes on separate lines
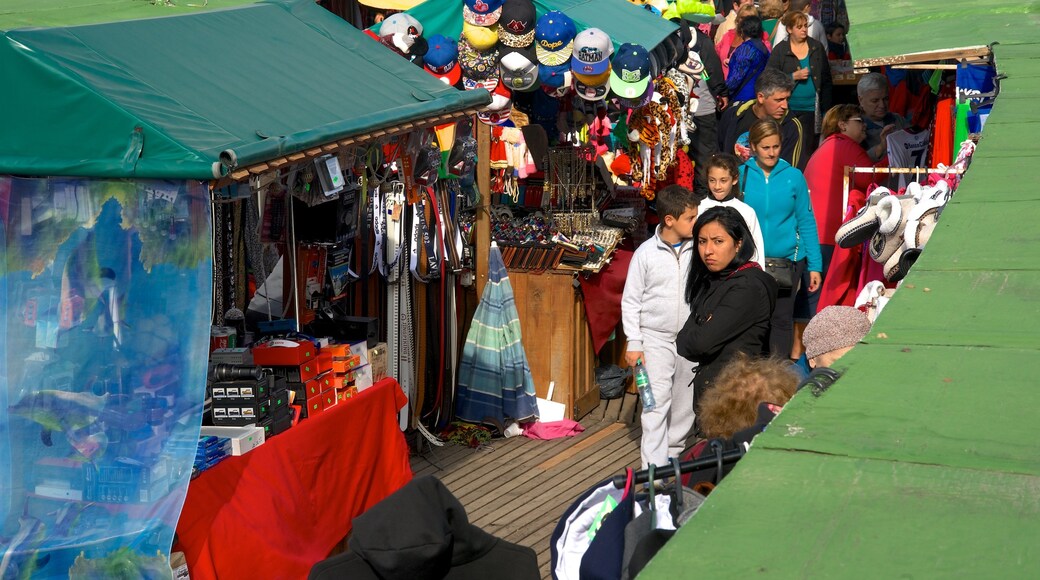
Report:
367,342,388,381
199,426,265,455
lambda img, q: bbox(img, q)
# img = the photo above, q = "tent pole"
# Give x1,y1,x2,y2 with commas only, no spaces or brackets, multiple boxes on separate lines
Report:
475,119,491,298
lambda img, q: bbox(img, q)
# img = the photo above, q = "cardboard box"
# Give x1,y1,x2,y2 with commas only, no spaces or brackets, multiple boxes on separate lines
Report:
269,360,319,383
315,371,336,393
350,364,374,391
336,385,359,403
305,377,322,398
339,316,379,347
251,339,317,366
367,342,388,381
200,426,265,455
331,354,362,373
321,389,338,412
348,340,370,365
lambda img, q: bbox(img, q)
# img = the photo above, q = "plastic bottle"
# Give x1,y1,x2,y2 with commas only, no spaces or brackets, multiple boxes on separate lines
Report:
634,360,655,412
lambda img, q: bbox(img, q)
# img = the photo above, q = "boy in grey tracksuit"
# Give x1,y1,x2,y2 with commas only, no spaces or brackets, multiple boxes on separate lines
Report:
622,185,703,470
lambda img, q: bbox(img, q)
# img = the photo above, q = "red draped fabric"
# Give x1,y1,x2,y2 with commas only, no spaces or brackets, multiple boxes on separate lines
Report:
175,378,412,579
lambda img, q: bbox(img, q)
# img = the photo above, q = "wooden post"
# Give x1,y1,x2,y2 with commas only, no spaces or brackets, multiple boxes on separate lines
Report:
475,120,491,298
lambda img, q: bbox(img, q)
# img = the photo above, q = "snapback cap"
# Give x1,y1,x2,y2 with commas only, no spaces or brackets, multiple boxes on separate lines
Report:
497,0,537,48
463,0,506,26
534,10,577,66
609,43,652,100
499,45,539,92
571,28,613,76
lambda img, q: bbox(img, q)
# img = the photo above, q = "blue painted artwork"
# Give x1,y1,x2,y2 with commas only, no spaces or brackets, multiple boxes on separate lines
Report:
0,176,212,579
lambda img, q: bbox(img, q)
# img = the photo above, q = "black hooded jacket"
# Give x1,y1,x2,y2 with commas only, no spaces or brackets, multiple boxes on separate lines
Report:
309,476,539,580
676,265,777,407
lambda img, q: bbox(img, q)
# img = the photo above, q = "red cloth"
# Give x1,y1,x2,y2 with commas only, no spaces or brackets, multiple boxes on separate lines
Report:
175,379,412,580
817,191,895,312
578,246,633,354
930,97,954,167
804,133,884,248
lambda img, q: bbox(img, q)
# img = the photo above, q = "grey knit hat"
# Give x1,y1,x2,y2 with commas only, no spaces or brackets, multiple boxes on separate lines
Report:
803,306,872,360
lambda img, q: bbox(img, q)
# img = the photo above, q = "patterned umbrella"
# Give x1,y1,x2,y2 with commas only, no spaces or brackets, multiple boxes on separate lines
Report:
455,242,539,425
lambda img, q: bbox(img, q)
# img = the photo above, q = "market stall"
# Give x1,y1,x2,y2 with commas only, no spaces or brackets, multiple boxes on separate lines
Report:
0,1,488,577
383,0,712,421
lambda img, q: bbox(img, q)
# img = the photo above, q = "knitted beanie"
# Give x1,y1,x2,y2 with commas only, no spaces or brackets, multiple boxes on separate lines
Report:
803,306,872,360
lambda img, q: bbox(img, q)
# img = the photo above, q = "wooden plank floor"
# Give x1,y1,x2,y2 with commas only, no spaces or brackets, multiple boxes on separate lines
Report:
410,394,643,579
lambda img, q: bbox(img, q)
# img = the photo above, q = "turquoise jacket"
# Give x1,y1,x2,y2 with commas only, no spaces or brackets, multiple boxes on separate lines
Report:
739,158,823,272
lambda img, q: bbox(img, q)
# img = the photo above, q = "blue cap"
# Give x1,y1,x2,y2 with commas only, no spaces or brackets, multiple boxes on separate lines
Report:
609,43,651,100
538,62,570,88
424,34,459,69
534,10,577,65
464,0,505,12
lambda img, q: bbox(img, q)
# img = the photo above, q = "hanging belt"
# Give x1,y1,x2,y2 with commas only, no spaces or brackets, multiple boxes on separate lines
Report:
371,181,407,280
410,187,441,283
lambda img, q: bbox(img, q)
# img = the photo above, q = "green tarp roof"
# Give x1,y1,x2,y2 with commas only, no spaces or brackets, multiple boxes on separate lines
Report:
0,0,490,179
0,0,257,29
396,0,677,52
644,1,1040,577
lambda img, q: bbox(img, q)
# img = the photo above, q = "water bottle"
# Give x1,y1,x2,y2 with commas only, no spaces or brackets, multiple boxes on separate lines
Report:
634,360,656,412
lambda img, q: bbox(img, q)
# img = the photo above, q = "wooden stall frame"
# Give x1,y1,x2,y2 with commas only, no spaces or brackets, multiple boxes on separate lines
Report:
842,165,968,212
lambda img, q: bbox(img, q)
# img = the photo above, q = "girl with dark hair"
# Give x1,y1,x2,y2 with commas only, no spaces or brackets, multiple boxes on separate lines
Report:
700,153,766,268
677,206,778,412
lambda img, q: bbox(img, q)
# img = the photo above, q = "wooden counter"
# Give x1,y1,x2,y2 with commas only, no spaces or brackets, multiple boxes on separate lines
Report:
509,271,599,421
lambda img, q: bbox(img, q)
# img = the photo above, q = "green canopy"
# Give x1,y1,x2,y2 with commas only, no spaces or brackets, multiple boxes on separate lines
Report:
0,0,257,29
0,0,490,179
642,1,1040,577
388,0,677,52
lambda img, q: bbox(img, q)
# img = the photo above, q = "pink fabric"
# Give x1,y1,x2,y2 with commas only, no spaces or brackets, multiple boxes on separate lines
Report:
522,419,586,440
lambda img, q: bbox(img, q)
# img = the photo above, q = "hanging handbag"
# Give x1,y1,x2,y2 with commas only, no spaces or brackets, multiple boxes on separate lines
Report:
763,256,796,290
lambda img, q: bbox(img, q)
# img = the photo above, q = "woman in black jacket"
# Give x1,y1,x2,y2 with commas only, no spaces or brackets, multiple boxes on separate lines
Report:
677,207,777,411
766,10,832,153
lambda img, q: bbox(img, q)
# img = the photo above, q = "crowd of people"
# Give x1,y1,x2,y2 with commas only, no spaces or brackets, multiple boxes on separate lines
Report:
621,0,929,472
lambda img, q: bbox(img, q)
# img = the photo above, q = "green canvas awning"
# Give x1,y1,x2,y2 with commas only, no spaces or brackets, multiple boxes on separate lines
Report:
389,0,677,52
0,0,490,179
642,1,1040,577
0,0,258,29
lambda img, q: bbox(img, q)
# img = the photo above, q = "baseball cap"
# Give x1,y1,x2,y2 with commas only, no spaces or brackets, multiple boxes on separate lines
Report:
534,10,577,66
463,0,505,26
497,0,536,48
609,43,652,100
499,45,539,92
424,35,461,86
486,82,513,112
379,13,422,38
574,76,609,102
458,38,500,81
615,80,654,109
379,33,414,57
462,75,500,93
573,68,611,87
462,21,500,51
538,61,570,89
571,28,613,76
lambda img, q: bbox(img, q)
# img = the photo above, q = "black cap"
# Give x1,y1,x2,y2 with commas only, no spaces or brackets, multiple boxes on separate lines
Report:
498,0,537,48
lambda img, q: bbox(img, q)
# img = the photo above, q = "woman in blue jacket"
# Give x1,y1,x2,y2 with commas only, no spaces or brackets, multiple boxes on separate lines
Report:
739,119,822,359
